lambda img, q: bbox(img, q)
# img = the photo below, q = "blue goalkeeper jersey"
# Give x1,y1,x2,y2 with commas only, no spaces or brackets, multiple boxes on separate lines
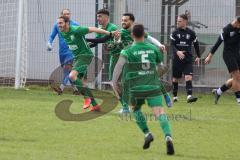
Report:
48,20,79,65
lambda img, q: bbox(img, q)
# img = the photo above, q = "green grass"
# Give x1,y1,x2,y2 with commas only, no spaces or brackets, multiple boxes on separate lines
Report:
0,87,240,160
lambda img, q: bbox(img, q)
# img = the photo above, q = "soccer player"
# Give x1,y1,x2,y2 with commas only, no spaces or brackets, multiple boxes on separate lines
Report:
47,9,79,95
57,15,113,111
211,79,240,104
170,14,201,103
112,24,174,155
86,9,131,113
88,12,172,110
205,17,240,104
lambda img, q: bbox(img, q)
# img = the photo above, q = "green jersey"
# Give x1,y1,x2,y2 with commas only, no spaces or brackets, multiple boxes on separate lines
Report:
109,28,149,54
60,25,92,59
120,41,163,101
108,28,133,54
96,22,118,39
96,23,118,55
60,25,93,74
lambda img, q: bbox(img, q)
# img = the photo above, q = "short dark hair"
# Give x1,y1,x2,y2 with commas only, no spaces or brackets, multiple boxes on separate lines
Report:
58,15,69,23
61,9,70,15
97,9,109,16
179,14,188,21
123,13,135,22
132,24,145,38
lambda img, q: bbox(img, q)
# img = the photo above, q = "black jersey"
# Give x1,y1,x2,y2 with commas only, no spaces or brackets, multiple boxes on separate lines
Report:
170,27,200,60
210,24,240,55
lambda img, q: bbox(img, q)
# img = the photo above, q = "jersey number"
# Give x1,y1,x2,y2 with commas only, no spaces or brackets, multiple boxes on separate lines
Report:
141,52,150,70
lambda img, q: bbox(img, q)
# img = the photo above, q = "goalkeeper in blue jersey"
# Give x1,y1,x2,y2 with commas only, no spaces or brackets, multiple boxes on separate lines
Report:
47,9,79,95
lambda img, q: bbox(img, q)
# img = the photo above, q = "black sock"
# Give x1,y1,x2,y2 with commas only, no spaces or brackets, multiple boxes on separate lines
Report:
186,80,192,95
172,82,178,97
234,91,240,99
220,84,230,92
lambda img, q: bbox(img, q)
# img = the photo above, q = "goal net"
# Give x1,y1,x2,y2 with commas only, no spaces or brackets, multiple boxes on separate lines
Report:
0,0,27,88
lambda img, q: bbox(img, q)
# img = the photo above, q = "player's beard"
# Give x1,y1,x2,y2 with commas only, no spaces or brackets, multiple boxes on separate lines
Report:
122,23,129,29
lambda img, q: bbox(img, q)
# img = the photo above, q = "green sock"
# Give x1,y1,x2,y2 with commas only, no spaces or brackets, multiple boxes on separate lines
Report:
133,109,149,134
158,114,171,137
73,78,97,106
73,78,83,89
85,87,98,106
119,97,129,110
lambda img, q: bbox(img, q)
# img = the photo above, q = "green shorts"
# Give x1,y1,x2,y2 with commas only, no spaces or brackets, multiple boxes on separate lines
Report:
108,53,120,80
132,95,163,108
72,55,93,78
129,85,163,107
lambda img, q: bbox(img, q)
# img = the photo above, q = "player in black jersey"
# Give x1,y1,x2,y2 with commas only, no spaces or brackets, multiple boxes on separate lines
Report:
170,14,201,103
205,17,240,104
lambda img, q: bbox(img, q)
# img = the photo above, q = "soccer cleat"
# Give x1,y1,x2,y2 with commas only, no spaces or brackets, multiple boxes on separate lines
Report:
82,98,91,109
164,94,172,107
212,89,220,104
89,105,101,112
52,87,63,95
118,108,130,114
173,97,178,103
166,136,175,155
187,95,198,103
143,133,154,150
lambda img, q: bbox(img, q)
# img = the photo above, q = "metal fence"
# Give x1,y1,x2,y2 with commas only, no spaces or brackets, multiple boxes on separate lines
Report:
0,0,239,89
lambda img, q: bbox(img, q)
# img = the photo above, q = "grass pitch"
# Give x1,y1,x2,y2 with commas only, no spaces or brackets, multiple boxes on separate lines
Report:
0,87,240,160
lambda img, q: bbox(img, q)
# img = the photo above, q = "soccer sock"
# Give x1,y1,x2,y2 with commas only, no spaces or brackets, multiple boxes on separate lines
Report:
172,82,178,97
60,84,65,91
73,78,98,106
80,86,97,106
85,87,98,106
133,108,149,134
234,91,240,103
73,78,83,91
157,114,171,137
69,79,78,91
119,96,129,110
63,67,70,86
217,84,230,95
186,80,193,96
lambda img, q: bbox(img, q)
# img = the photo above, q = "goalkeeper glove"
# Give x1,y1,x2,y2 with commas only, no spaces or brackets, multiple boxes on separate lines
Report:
47,42,53,51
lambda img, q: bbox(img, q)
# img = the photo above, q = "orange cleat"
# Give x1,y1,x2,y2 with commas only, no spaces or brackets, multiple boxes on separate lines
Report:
90,105,101,112
82,98,91,109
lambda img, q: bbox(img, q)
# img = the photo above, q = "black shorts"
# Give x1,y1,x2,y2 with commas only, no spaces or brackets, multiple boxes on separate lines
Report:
172,58,193,78
223,52,240,73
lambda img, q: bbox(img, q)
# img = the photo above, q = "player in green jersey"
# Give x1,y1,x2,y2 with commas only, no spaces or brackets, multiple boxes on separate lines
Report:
87,13,172,113
86,10,131,114
58,15,112,111
112,24,174,155
117,13,172,110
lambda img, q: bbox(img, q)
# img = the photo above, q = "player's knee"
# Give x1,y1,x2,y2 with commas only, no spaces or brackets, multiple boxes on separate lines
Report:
69,73,77,81
152,107,164,117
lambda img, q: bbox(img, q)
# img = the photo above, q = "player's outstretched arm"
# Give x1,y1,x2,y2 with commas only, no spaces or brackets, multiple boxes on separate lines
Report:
146,35,166,51
88,27,111,35
47,23,58,51
86,35,112,44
